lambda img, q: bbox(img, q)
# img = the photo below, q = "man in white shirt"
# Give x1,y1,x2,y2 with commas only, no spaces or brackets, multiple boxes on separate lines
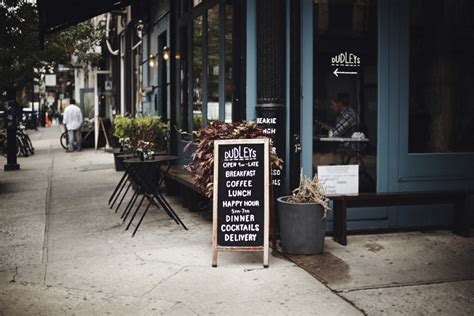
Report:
62,99,83,152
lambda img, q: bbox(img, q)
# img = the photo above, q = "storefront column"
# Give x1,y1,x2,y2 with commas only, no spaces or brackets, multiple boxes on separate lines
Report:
256,0,286,195
246,0,256,120
300,0,313,177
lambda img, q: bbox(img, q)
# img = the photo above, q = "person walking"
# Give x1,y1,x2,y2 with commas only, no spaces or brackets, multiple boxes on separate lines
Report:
62,99,83,152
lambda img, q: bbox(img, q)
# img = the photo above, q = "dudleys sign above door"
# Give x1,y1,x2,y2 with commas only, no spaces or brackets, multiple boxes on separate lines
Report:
212,139,270,268
331,52,361,77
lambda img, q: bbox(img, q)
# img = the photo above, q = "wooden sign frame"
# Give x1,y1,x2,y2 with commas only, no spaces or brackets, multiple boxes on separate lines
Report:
211,138,270,268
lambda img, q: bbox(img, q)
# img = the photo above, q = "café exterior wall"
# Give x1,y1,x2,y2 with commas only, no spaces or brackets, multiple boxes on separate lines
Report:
297,0,473,230
135,0,473,229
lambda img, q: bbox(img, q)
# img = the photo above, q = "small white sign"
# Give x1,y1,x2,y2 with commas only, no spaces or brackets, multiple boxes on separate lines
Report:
317,165,359,195
45,74,56,87
105,81,113,91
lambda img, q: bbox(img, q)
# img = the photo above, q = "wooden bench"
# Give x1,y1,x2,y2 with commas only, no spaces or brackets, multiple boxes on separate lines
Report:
331,191,471,246
161,165,209,213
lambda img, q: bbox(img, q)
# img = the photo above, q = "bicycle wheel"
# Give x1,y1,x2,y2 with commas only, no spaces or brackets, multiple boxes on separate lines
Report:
16,136,28,157
24,134,34,155
60,132,68,150
0,142,6,158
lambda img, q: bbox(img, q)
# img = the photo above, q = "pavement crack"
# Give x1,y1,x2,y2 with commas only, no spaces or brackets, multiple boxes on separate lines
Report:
9,267,18,283
140,265,192,298
41,145,54,285
337,277,474,293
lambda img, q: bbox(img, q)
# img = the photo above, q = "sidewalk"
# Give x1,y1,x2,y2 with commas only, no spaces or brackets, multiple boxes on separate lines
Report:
0,127,473,315
0,127,360,315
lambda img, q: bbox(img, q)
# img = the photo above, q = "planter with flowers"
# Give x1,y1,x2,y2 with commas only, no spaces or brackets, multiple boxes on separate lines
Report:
112,115,169,170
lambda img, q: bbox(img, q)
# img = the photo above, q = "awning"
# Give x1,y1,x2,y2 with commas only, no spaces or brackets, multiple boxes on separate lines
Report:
37,0,130,34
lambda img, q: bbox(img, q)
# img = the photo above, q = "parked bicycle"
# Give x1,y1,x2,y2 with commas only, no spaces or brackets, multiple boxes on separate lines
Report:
0,123,34,157
60,118,94,150
17,123,34,156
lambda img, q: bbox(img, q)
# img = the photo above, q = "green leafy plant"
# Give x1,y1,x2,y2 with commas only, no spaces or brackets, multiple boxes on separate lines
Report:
113,115,135,140
134,116,169,152
288,169,331,218
184,121,283,198
113,115,169,152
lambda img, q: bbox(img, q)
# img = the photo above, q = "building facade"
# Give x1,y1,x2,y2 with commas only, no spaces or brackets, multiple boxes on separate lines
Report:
110,0,474,230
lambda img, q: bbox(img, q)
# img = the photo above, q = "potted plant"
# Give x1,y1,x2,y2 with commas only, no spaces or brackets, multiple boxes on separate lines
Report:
184,121,282,198
112,115,135,171
276,170,330,255
136,140,155,161
133,115,169,154
112,115,169,171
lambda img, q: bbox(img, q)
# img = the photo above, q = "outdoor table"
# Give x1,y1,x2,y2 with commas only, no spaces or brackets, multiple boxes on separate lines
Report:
314,135,369,166
123,156,188,236
316,136,369,143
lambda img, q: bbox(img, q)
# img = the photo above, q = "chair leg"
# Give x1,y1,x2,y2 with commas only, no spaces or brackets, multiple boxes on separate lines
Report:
124,194,145,223
132,200,152,237
333,200,348,246
114,181,132,213
333,200,341,243
156,192,188,230
110,176,130,209
340,200,348,246
126,200,152,231
121,191,138,219
151,194,180,225
109,172,127,205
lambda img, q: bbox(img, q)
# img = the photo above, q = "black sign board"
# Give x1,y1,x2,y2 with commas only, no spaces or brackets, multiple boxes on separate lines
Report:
212,139,270,268
256,105,285,197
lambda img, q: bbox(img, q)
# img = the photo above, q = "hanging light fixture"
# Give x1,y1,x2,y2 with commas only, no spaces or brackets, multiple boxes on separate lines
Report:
149,54,157,68
162,46,170,61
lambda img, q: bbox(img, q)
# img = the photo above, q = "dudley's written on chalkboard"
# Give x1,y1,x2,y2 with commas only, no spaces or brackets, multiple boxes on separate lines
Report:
217,144,265,247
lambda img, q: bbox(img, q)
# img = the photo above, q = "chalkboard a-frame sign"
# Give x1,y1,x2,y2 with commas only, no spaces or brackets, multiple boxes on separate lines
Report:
212,138,270,268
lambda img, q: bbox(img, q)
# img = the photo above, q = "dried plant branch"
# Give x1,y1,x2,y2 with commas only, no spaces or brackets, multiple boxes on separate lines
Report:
288,169,331,219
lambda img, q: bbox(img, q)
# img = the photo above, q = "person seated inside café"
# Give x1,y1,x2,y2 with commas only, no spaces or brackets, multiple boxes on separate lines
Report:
319,93,358,138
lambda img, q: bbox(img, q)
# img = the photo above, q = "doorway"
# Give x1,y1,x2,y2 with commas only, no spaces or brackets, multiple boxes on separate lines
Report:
312,0,378,194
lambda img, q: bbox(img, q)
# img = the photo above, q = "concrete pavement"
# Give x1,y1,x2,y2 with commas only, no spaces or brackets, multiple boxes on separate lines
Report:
0,127,360,315
0,126,473,315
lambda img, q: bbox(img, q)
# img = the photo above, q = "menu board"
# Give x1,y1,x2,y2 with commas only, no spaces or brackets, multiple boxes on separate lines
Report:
212,139,270,268
256,107,285,196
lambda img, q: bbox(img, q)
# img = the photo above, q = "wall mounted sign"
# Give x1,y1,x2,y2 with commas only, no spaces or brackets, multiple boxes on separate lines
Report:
317,165,359,195
212,139,270,268
256,106,285,195
45,74,57,87
331,52,361,77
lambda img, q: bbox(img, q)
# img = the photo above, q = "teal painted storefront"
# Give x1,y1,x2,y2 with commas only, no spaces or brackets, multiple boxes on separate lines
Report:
246,0,474,231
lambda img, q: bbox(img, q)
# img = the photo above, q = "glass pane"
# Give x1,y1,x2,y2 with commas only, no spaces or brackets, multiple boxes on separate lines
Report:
179,26,189,131
207,5,220,122
224,4,233,123
192,16,203,130
409,1,474,153
313,0,378,192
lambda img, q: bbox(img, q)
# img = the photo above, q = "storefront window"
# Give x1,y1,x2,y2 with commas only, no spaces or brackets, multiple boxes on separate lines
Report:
224,3,233,123
207,5,220,122
178,0,239,131
179,26,188,132
409,1,474,153
313,0,378,192
192,16,203,130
